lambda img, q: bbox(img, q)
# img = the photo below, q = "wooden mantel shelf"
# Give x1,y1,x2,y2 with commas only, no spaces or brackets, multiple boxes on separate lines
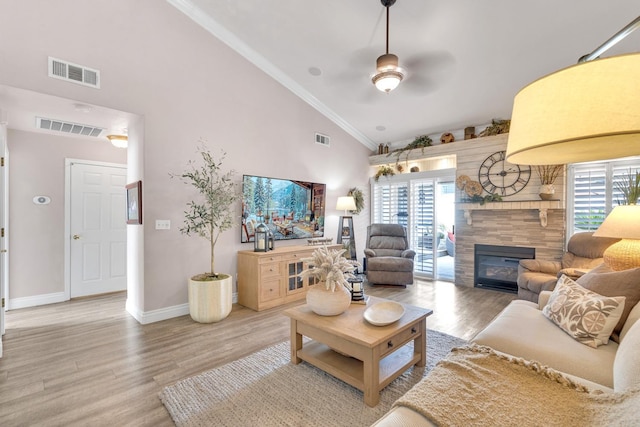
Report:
457,200,564,227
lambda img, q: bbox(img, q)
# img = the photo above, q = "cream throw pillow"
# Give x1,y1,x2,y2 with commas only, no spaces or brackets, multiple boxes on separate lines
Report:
542,275,625,348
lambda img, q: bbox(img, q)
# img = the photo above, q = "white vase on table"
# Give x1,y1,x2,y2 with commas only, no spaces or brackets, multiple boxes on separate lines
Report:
306,282,351,316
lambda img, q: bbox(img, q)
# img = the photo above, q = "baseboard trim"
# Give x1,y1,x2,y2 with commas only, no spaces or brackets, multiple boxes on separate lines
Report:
8,292,67,310
127,293,239,324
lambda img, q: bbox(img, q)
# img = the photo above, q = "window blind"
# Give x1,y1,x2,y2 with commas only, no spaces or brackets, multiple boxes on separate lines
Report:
568,158,640,234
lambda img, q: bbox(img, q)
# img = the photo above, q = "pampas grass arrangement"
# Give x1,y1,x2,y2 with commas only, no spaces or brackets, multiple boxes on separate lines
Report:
299,246,360,291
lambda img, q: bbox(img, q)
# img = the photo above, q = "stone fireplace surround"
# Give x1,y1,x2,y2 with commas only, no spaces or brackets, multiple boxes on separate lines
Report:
450,134,567,289
456,208,565,289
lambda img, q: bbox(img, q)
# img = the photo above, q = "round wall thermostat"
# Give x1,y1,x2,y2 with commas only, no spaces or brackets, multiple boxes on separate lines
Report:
33,196,51,205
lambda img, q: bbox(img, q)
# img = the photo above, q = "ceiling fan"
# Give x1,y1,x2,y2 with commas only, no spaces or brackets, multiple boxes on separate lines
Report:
332,0,454,102
371,0,404,93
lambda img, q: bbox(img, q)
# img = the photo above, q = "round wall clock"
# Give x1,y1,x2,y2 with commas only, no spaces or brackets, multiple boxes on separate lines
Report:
478,150,531,196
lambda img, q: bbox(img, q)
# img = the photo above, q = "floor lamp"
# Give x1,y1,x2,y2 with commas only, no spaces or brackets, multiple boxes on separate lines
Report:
336,196,357,260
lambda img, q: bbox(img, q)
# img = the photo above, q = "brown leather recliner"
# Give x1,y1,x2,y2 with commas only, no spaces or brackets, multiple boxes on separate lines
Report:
364,224,415,287
517,232,620,302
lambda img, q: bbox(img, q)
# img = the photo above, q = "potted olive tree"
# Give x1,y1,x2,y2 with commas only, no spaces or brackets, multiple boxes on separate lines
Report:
172,145,240,323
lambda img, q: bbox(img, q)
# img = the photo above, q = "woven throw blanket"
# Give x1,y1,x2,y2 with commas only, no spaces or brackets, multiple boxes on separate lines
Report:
394,345,640,426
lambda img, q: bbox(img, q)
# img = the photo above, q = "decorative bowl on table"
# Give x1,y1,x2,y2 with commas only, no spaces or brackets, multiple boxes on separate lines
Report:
364,301,405,326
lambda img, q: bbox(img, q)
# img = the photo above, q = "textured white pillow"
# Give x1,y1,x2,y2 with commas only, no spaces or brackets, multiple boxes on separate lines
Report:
542,275,625,348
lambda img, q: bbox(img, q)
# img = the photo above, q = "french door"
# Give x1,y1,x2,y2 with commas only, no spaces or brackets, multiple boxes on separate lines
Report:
371,169,455,280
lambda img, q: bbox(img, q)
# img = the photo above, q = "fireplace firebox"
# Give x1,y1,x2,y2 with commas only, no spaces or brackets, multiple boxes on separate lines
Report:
474,244,535,293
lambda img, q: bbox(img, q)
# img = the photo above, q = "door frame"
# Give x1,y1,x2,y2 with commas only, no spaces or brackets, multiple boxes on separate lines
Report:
64,158,127,300
0,118,7,357
370,168,456,280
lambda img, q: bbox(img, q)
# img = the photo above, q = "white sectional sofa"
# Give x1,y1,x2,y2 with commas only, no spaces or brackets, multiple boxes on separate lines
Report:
473,290,640,389
372,280,640,426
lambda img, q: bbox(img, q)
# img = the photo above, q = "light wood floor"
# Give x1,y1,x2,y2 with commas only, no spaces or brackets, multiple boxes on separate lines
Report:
0,279,515,426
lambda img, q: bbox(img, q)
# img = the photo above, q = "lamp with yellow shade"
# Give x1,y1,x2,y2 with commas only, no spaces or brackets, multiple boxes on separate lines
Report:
592,205,640,271
504,18,640,269
506,53,640,165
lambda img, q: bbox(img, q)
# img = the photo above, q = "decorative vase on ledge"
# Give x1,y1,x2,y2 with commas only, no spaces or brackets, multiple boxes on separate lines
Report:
539,184,555,200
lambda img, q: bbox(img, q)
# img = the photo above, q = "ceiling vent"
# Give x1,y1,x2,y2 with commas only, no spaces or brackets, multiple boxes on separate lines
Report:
36,117,105,137
48,57,100,88
315,132,330,147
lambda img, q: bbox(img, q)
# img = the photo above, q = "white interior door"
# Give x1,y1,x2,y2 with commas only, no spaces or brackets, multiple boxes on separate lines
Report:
70,162,127,298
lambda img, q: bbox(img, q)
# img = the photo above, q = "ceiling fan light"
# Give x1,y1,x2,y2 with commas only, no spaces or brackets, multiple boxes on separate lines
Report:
372,70,403,92
372,53,404,92
376,53,399,70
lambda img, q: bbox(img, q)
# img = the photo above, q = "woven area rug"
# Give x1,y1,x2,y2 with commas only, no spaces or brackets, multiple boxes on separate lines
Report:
159,329,465,427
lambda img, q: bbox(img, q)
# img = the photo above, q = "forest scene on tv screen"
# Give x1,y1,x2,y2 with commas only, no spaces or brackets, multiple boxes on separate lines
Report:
241,175,326,243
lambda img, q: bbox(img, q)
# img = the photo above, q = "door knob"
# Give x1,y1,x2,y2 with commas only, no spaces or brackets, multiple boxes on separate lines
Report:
73,234,81,240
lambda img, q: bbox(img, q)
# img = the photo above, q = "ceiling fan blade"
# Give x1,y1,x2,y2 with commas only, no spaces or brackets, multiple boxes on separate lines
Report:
399,51,456,94
401,74,438,94
346,46,379,70
402,51,455,74
366,7,386,47
356,87,382,105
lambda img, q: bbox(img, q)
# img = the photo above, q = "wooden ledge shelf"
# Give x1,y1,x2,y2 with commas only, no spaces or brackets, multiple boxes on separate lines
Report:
457,200,564,227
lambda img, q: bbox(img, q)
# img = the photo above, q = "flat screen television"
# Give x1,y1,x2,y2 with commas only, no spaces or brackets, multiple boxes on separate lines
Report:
241,174,326,243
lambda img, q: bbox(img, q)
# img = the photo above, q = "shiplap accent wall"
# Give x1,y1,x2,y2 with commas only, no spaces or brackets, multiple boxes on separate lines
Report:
453,134,566,288
370,133,568,289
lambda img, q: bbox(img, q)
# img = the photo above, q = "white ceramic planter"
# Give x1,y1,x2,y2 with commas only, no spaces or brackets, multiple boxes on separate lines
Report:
306,283,351,316
188,274,233,323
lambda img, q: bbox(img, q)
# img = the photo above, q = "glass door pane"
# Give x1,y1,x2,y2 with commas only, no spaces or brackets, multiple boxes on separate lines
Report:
435,181,455,281
410,179,435,277
371,170,455,282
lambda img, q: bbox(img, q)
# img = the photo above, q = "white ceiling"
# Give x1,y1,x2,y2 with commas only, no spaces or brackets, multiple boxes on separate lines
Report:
2,1,638,150
170,0,640,149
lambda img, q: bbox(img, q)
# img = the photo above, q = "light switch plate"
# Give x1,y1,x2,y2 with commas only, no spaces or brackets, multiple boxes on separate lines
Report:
155,220,171,230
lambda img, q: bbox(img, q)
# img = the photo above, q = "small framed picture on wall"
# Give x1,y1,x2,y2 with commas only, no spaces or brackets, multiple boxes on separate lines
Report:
126,180,142,224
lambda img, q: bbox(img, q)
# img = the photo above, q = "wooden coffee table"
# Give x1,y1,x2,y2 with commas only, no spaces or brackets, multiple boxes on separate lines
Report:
283,296,433,407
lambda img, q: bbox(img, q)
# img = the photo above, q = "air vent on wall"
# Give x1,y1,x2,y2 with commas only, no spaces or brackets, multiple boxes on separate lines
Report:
48,57,101,88
36,117,105,137
315,132,330,147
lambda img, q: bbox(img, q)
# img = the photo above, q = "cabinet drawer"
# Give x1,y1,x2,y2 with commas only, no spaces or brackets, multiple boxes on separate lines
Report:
260,263,281,277
258,255,282,264
283,252,310,262
376,324,422,358
260,278,282,302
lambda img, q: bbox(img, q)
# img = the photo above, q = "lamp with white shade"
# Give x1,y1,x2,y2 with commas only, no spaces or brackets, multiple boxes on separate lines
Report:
336,196,357,260
336,196,357,214
592,205,640,271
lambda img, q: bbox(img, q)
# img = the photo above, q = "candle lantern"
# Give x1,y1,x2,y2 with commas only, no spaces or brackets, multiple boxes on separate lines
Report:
267,229,275,251
254,223,268,252
349,276,365,302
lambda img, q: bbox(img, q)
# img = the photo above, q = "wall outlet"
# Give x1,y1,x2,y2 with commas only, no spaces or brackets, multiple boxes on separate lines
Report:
155,220,171,230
